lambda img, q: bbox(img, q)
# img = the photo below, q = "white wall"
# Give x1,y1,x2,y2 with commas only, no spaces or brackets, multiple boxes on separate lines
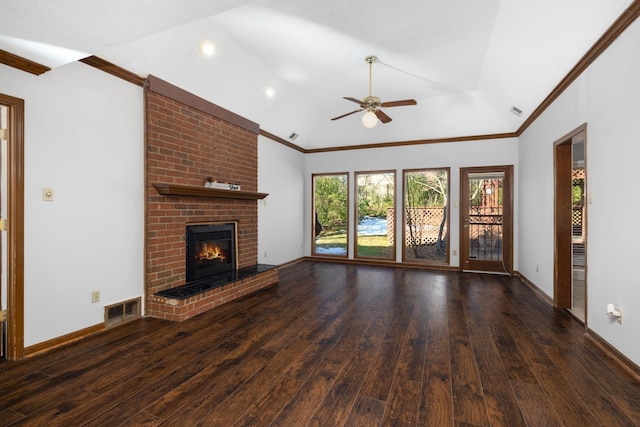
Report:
2,19,637,367
304,138,519,266
518,80,585,296
0,62,144,347
258,136,305,265
518,19,640,364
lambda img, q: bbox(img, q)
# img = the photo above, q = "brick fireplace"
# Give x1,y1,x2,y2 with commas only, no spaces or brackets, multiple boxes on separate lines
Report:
144,75,278,321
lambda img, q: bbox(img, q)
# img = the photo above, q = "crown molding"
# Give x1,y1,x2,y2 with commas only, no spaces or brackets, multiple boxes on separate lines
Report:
79,56,145,86
304,132,518,153
0,49,50,75
259,129,306,153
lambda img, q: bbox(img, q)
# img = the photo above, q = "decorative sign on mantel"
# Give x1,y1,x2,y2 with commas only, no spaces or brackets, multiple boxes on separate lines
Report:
208,182,241,191
204,177,241,191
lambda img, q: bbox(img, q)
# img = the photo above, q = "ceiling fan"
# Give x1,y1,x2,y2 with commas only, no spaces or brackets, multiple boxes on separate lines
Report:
331,55,417,127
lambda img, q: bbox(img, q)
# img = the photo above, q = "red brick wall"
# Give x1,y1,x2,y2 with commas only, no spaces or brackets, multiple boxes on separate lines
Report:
145,88,259,299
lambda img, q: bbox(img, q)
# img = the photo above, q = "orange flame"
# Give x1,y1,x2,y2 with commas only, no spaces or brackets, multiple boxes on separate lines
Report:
196,243,227,262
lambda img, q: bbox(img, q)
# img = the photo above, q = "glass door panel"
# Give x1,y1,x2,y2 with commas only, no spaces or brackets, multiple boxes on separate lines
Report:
355,171,395,260
403,168,449,264
313,173,349,257
468,172,504,261
461,166,513,273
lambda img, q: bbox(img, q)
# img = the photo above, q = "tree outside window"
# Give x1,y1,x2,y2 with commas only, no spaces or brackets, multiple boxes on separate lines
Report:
355,171,396,260
313,173,348,256
403,169,449,264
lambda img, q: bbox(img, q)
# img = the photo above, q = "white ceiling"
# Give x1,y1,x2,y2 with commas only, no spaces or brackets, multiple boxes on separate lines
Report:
0,0,633,149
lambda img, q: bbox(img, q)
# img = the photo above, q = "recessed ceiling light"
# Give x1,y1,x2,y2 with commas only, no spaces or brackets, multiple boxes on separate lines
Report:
198,39,215,56
265,86,276,98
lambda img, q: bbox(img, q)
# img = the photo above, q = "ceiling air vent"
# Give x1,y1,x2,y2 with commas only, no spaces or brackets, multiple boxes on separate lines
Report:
510,106,523,117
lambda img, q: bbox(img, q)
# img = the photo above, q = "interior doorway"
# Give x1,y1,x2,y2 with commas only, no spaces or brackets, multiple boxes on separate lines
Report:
554,124,587,323
0,105,5,358
0,93,25,360
460,165,513,273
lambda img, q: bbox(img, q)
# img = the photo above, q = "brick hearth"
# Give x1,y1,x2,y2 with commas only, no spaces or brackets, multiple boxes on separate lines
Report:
148,267,278,322
144,75,278,321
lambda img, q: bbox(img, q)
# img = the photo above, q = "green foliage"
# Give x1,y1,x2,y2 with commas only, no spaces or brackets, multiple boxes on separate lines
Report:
356,172,395,220
572,179,584,206
314,174,348,232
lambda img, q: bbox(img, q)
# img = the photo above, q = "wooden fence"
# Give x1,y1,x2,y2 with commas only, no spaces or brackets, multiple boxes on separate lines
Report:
386,207,447,246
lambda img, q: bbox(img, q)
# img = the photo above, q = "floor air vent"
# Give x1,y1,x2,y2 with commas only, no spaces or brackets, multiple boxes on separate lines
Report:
105,297,141,327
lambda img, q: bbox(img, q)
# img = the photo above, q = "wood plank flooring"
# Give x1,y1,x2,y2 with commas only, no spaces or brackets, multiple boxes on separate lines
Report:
1,261,639,426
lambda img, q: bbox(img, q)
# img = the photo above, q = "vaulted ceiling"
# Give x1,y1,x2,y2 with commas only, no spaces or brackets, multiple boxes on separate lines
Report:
0,0,635,149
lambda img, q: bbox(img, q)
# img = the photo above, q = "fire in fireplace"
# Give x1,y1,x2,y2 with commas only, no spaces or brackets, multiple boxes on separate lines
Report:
196,243,227,262
186,223,236,282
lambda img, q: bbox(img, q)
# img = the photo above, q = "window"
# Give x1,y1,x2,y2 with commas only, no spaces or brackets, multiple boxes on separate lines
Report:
313,173,349,257
355,171,396,260
403,168,449,264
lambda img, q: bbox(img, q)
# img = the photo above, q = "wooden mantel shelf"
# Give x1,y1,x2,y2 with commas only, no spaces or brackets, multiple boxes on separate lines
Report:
153,183,268,200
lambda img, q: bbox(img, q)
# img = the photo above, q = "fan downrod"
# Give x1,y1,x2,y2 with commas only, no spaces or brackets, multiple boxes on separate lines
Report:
365,55,377,65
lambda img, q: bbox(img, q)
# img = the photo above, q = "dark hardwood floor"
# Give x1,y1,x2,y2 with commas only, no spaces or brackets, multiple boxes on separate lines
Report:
1,261,639,426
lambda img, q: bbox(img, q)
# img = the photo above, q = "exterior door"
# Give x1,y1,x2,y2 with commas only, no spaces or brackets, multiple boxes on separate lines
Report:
460,166,513,273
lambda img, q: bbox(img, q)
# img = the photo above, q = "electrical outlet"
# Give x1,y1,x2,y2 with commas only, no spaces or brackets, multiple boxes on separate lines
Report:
91,290,100,303
452,250,457,256
607,304,623,324
536,264,539,272
264,250,268,258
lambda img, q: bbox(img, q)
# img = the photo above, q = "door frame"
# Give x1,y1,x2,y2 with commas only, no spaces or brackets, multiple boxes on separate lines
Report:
0,93,25,360
553,123,587,312
460,165,514,273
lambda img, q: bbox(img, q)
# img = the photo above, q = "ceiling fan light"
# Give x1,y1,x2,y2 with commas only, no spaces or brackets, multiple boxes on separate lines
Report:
362,111,378,128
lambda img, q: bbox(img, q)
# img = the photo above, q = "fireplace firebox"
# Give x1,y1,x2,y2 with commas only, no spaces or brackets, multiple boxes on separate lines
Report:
186,223,236,282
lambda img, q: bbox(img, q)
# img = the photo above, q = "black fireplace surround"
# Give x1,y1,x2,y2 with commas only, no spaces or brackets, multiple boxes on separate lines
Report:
186,223,236,282
154,222,276,300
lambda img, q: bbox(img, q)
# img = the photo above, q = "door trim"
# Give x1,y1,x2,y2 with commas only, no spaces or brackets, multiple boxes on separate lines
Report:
553,123,587,311
0,93,25,360
460,165,514,273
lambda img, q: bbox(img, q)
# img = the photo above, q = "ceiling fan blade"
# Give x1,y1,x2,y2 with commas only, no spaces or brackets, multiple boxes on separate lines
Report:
343,97,365,106
331,109,363,121
375,109,392,123
380,99,417,108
